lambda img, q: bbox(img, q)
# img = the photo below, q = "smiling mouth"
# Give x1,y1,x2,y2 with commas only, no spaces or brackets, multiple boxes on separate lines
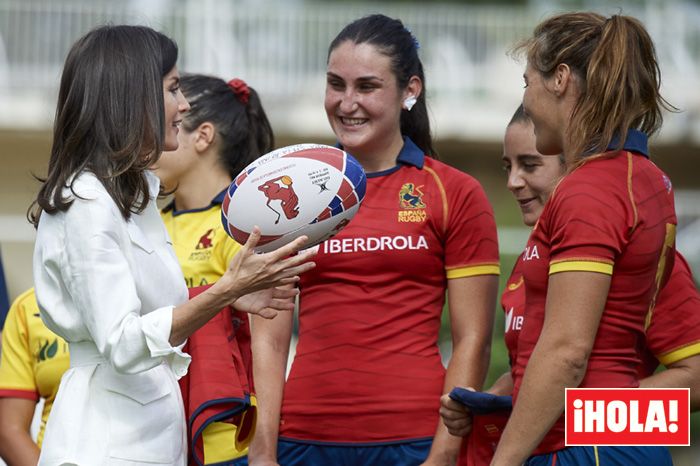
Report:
518,198,535,206
339,116,367,126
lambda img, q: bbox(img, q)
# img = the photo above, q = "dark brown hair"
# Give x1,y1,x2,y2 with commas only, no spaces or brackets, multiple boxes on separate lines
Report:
329,14,436,157
29,25,178,225
179,74,274,178
515,12,675,159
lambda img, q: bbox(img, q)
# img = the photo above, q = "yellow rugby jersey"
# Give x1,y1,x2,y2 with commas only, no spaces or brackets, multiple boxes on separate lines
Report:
0,288,69,446
161,192,250,463
161,191,241,288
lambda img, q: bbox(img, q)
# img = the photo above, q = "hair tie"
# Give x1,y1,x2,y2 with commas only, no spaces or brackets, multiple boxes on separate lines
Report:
405,27,420,50
228,78,250,105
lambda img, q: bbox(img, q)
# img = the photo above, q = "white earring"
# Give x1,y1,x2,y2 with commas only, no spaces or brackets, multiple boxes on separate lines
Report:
403,96,417,111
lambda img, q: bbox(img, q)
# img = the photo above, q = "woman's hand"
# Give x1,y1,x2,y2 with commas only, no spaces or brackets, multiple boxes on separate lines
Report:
169,228,315,346
232,285,298,319
440,391,473,437
213,227,316,305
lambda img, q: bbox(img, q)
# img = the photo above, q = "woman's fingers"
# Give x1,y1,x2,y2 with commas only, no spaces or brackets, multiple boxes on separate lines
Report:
267,235,311,260
242,226,262,253
278,276,301,286
267,298,296,312
271,286,300,299
439,394,473,437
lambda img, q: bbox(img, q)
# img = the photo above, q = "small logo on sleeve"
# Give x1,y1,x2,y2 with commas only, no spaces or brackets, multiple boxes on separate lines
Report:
565,388,689,446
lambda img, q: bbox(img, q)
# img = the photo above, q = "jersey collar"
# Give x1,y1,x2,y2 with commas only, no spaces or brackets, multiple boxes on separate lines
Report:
162,188,227,215
607,129,649,158
336,136,425,179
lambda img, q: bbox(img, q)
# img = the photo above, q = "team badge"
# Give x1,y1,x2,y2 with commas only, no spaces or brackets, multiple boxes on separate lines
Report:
399,183,426,209
398,182,427,223
195,228,215,249
190,228,216,262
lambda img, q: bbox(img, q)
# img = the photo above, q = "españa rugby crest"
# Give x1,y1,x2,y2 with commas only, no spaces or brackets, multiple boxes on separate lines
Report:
398,182,427,223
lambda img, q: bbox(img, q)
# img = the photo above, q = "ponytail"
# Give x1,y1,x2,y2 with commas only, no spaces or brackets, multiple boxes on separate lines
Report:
516,12,675,159
179,74,274,178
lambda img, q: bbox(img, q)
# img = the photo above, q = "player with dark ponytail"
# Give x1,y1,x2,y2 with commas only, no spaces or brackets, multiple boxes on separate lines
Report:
154,74,276,464
246,14,499,466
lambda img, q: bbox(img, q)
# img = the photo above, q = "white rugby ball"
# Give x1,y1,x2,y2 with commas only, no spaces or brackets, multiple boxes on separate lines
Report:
222,144,367,253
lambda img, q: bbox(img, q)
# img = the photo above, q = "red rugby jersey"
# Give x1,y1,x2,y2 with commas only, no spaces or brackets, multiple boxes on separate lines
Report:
640,252,700,376
512,146,677,454
280,138,500,443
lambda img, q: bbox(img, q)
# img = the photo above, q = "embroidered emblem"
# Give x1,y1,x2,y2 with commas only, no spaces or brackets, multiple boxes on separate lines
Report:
399,183,426,209
398,183,428,223
196,228,215,250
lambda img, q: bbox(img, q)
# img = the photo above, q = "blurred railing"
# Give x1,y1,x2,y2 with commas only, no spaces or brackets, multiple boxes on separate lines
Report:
1,0,700,142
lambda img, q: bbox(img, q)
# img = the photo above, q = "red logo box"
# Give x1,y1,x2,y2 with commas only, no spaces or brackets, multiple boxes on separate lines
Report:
565,388,689,446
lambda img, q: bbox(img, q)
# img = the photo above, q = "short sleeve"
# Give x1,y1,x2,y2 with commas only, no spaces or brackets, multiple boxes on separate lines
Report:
545,170,631,275
646,253,700,366
441,170,499,278
0,290,39,400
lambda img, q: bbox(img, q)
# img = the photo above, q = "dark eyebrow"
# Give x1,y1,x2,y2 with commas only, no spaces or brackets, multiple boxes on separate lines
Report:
326,71,384,83
518,154,542,162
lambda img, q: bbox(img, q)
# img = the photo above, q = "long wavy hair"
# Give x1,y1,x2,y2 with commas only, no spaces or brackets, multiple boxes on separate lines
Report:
29,25,178,225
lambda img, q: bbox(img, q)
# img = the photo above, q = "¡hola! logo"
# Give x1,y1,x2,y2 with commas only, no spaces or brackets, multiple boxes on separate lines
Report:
565,388,689,446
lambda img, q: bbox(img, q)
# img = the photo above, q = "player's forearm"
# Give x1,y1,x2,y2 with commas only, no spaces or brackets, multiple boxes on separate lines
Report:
0,398,40,466
169,283,237,346
423,426,461,466
491,341,588,466
487,372,514,396
0,429,40,466
426,338,491,465
445,332,492,393
248,316,292,463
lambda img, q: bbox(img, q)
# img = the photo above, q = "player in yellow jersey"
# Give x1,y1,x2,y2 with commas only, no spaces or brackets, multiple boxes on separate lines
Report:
154,74,275,465
0,289,70,464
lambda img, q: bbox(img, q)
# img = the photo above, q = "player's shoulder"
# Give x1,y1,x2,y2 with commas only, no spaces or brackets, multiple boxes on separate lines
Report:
422,157,484,192
4,289,37,332
553,152,631,202
14,288,38,311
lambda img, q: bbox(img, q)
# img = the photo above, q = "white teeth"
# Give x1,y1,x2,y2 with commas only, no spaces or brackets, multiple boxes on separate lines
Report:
341,117,366,126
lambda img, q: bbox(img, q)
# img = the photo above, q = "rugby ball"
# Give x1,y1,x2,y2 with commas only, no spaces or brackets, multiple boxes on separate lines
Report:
222,144,367,253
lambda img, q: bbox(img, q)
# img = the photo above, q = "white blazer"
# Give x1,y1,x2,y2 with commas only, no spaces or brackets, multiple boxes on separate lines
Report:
33,171,190,465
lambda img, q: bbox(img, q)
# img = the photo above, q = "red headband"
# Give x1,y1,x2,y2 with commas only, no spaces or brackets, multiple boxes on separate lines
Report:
228,78,250,105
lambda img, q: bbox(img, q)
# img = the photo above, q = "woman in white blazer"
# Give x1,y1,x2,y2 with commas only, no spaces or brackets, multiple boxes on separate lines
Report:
28,25,315,466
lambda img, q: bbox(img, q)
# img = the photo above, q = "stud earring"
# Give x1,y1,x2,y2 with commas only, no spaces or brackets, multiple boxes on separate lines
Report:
403,96,417,111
